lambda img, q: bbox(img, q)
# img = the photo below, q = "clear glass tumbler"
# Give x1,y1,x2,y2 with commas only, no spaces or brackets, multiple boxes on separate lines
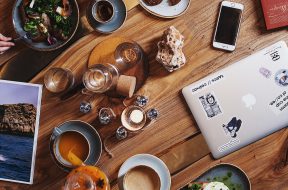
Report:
82,63,119,94
114,42,143,72
44,68,75,93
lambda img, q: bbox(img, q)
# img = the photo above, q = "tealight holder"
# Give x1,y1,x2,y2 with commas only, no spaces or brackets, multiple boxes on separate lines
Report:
103,95,159,158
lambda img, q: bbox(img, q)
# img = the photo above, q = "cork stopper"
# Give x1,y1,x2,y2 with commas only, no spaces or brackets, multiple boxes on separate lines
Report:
116,75,136,97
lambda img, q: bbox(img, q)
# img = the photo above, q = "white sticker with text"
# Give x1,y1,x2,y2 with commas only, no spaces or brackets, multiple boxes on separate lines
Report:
269,91,288,115
191,74,225,94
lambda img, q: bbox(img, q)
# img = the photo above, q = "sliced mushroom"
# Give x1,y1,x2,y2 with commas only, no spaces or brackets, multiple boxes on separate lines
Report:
27,12,41,19
41,13,51,31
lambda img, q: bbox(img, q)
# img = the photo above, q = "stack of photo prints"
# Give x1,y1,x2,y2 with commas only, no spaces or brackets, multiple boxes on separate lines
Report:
0,80,42,184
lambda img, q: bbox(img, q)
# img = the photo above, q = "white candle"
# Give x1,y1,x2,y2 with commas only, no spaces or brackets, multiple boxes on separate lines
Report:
130,110,144,124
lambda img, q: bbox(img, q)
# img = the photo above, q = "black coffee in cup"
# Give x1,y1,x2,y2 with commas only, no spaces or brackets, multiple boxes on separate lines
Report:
92,0,114,23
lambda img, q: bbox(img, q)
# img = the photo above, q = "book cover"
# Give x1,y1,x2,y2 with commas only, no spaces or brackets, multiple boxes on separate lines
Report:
0,80,42,184
261,0,288,30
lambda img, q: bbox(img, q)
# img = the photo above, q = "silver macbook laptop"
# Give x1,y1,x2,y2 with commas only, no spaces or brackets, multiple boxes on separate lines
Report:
182,41,288,159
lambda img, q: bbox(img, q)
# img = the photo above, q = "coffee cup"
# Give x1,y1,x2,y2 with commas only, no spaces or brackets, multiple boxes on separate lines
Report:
91,0,115,23
49,120,102,171
123,165,161,190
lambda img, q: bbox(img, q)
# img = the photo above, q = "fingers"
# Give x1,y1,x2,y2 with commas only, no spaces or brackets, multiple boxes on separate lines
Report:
0,46,11,52
0,41,15,47
0,33,12,41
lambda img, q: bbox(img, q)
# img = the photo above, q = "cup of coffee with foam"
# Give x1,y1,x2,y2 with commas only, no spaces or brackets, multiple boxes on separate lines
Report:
123,165,161,190
91,0,115,23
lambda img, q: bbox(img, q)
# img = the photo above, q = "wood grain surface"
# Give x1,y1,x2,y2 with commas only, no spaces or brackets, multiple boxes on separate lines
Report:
0,0,287,190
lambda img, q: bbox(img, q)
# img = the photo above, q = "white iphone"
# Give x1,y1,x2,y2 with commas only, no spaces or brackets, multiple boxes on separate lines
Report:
213,1,244,51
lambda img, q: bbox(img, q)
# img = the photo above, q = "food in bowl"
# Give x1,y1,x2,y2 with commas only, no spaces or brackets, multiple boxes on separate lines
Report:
183,182,229,190
19,0,74,45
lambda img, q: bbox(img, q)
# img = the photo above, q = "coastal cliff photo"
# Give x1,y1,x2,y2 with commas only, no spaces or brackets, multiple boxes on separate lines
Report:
0,80,42,184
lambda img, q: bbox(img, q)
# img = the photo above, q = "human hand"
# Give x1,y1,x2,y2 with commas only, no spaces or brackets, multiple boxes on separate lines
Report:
0,34,15,54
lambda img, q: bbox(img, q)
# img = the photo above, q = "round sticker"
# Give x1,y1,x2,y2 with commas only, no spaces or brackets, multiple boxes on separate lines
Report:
275,69,288,86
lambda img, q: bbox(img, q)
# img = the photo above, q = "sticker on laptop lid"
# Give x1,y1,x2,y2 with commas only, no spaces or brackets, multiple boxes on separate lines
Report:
199,92,222,119
259,67,272,78
269,90,288,115
218,138,240,153
222,117,242,138
264,45,281,62
191,74,224,94
218,117,242,152
275,69,288,86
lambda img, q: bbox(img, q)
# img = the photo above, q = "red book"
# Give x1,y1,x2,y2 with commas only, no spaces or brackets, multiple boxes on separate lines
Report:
261,0,288,30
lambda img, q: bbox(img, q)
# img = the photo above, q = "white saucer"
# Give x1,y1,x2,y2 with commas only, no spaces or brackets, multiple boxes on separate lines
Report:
118,154,171,190
139,0,191,18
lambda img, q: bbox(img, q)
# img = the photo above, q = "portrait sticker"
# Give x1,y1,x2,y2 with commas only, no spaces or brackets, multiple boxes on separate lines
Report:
199,92,222,119
275,69,288,86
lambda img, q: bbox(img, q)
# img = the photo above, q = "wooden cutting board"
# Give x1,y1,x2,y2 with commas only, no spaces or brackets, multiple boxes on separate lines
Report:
88,37,149,97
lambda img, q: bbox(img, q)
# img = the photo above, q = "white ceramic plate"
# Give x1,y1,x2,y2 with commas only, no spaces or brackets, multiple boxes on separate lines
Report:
139,0,191,18
118,154,171,190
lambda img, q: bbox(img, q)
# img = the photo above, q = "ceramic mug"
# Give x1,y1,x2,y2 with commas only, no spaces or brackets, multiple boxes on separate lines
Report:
51,128,90,168
91,0,115,23
49,120,102,171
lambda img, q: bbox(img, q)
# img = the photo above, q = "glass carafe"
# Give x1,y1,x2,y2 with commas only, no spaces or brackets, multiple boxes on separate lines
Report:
64,166,110,190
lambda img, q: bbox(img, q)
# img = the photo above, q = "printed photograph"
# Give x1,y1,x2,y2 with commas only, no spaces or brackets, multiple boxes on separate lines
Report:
0,80,42,184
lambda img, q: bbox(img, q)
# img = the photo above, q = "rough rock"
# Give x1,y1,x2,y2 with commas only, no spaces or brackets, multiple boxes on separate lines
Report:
0,104,36,136
156,26,186,72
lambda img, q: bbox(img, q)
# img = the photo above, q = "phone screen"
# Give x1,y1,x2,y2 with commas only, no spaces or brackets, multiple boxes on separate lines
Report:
215,6,242,45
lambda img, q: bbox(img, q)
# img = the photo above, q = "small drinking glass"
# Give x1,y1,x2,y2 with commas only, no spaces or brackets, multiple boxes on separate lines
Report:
114,42,142,72
82,63,119,94
44,68,75,93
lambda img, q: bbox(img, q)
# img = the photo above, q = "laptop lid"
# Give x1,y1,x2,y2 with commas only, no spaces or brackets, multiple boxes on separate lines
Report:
182,41,288,159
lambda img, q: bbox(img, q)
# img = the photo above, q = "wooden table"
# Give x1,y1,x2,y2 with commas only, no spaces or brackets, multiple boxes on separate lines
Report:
0,0,287,189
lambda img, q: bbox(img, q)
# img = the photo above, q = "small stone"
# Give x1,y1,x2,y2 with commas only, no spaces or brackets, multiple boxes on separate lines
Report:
116,127,128,140
156,26,186,72
98,108,115,125
147,108,159,120
80,101,92,114
135,95,149,107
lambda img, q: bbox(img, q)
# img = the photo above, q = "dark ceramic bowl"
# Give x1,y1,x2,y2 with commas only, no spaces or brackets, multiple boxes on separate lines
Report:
12,0,79,51
180,163,251,190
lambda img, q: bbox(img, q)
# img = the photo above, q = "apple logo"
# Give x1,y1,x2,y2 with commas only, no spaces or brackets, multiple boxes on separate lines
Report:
242,94,256,110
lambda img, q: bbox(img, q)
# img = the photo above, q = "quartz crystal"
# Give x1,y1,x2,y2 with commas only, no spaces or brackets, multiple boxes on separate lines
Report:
80,101,92,114
116,127,128,140
135,95,149,107
147,108,159,120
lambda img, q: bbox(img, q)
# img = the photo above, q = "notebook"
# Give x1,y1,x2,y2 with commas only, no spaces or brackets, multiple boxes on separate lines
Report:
182,41,288,159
